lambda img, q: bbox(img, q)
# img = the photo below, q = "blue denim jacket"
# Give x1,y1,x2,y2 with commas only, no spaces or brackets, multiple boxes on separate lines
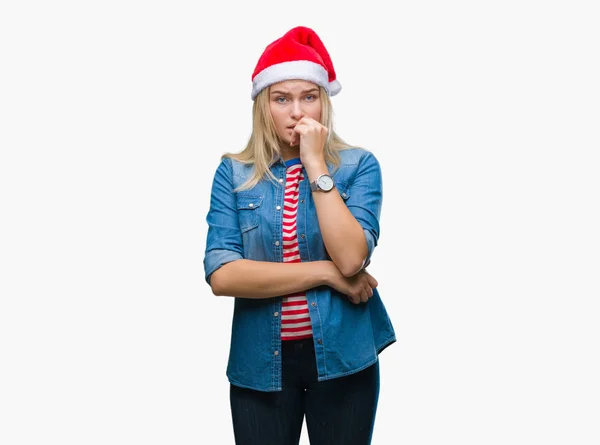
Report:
203,147,396,392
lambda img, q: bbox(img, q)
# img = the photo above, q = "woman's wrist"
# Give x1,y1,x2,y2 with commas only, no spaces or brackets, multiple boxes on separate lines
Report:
303,158,328,179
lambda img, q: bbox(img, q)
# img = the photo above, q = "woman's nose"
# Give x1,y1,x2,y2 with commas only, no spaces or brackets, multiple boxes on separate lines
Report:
291,101,304,119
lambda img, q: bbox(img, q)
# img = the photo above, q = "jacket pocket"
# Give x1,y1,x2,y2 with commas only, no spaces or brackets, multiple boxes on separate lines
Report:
236,194,263,233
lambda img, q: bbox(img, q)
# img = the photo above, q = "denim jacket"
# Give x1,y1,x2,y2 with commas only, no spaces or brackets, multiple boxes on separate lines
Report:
203,147,396,392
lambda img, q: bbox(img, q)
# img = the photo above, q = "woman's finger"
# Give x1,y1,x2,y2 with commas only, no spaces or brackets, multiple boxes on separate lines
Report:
360,288,369,303
366,274,378,288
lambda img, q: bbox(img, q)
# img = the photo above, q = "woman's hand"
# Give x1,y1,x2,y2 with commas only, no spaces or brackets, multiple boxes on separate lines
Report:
290,117,328,168
325,261,378,304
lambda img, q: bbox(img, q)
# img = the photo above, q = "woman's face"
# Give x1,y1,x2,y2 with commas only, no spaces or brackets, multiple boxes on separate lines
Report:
268,80,322,147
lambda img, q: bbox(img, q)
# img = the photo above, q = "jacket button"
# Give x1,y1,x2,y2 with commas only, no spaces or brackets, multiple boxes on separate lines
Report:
311,302,316,307
300,199,304,203
274,240,280,246
248,203,254,207
273,311,279,317
300,234,305,239
276,205,281,210
317,339,323,345
341,193,347,198
279,178,284,183
274,350,279,356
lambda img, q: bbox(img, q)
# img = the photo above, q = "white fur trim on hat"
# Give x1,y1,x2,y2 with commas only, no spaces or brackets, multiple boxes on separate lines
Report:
251,60,341,100
328,79,341,96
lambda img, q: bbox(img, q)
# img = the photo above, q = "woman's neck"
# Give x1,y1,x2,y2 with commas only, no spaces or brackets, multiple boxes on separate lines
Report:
280,145,300,162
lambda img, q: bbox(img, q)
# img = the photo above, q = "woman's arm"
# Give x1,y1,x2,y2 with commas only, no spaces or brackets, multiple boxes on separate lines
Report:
304,154,382,277
209,259,333,298
210,258,379,304
309,180,367,276
306,167,368,276
292,119,383,278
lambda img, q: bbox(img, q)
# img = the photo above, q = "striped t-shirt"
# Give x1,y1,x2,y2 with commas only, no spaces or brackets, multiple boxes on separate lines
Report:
281,157,313,340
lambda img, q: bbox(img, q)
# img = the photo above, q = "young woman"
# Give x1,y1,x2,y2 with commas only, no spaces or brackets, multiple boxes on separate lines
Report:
203,26,396,445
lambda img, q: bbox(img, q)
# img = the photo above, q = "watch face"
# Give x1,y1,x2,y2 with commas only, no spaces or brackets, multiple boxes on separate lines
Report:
318,175,334,191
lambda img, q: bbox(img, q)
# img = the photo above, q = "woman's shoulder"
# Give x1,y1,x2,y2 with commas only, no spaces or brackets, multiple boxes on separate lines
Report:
215,154,255,178
336,146,379,166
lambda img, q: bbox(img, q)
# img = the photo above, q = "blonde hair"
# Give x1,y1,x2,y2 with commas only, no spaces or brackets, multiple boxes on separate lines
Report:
223,85,353,192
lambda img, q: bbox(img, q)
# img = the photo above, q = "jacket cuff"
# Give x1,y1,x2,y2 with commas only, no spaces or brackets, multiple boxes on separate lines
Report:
363,228,377,266
204,249,244,285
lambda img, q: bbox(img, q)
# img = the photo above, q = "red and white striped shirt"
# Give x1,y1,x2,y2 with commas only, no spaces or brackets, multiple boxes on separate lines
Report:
281,158,313,340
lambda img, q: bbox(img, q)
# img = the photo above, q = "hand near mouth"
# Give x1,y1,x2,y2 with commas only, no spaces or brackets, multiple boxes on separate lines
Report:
289,117,328,168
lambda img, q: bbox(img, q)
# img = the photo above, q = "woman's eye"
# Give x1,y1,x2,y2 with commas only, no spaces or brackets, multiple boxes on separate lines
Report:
276,97,287,103
305,95,315,101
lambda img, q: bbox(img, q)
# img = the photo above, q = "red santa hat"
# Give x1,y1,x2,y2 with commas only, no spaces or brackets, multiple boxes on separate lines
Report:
251,26,342,100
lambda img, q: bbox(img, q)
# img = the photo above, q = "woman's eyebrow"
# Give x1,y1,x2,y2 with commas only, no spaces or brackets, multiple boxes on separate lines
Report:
270,88,319,95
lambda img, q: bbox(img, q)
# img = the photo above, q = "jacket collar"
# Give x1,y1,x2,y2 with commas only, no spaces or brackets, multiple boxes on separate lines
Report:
269,155,335,173
269,155,285,168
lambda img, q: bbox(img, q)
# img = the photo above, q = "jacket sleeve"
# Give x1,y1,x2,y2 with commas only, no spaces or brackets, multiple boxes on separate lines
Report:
343,151,383,267
203,157,244,285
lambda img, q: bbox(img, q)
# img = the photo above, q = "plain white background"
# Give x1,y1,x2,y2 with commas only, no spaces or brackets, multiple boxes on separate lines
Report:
1,0,599,444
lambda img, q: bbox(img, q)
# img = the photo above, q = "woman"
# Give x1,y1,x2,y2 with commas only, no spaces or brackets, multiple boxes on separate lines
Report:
203,26,396,445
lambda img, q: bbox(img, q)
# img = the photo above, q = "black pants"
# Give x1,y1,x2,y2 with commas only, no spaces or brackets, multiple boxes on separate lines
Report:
230,338,380,445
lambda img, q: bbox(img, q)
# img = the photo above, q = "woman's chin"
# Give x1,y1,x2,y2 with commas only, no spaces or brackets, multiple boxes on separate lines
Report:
280,139,298,149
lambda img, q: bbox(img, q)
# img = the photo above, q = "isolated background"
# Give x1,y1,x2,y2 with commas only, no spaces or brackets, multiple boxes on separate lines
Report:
1,0,599,444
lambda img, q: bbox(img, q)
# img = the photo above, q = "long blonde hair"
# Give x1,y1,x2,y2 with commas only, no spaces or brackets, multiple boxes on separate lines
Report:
223,85,353,191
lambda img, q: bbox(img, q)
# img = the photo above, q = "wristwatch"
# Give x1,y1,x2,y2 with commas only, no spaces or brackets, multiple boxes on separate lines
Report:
310,174,335,192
